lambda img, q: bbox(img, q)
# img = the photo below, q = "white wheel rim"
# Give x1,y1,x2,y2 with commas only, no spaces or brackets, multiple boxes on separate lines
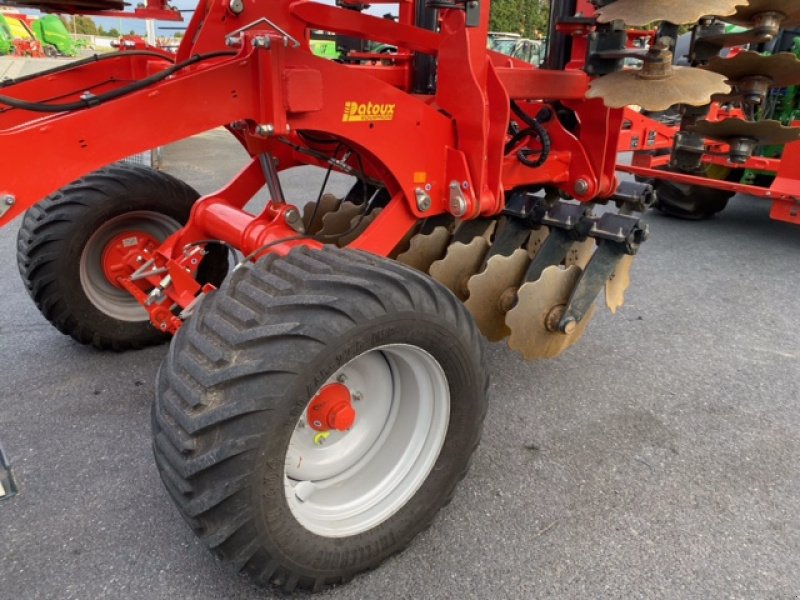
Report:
284,343,450,538
79,211,181,322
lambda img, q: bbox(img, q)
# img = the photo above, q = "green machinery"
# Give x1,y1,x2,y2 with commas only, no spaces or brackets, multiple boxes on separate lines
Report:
0,15,13,55
31,15,76,57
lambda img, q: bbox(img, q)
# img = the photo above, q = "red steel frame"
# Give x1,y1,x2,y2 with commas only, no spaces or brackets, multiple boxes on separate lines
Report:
0,0,623,333
617,104,800,225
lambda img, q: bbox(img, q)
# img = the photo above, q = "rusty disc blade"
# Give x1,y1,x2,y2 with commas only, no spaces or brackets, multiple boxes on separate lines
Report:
429,237,491,301
705,51,800,87
303,194,342,235
464,249,530,342
506,266,596,361
587,67,731,111
395,227,452,273
526,227,550,257
694,118,800,145
317,201,363,239
596,0,740,25
564,239,596,270
723,0,800,29
605,254,634,314
338,208,383,246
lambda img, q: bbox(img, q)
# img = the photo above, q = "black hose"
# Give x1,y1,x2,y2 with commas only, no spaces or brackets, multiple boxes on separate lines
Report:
0,51,236,113
508,101,551,169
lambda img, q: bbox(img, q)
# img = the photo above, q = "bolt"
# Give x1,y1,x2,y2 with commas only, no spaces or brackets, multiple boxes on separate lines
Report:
190,258,198,265
285,208,301,224
313,420,323,428
424,183,432,192
255,124,275,137
560,317,577,335
225,35,242,47
449,182,468,217
352,391,363,402
415,188,432,212
252,36,270,49
462,181,469,190
228,0,244,14
336,373,347,383
160,323,167,331
574,179,590,196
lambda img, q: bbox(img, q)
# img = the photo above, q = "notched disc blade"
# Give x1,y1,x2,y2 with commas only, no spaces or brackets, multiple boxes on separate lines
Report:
464,249,530,342
705,51,800,87
596,0,740,26
429,237,491,301
506,266,597,361
694,118,800,145
605,254,634,314
724,0,800,29
303,193,341,235
317,200,363,239
395,226,452,273
564,239,596,270
587,67,731,111
338,208,383,246
526,227,550,257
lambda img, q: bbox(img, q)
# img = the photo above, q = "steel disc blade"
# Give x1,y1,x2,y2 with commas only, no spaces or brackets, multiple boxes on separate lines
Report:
526,227,550,257
605,254,634,314
587,67,731,111
317,201,363,239
694,118,800,146
506,266,597,361
564,239,596,270
464,249,530,342
705,51,800,88
303,194,343,235
338,208,383,246
395,227,452,273
723,0,800,29
429,237,491,301
596,0,740,26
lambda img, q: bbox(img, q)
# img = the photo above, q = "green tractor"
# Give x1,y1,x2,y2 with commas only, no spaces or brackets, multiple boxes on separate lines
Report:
31,14,76,57
0,15,14,55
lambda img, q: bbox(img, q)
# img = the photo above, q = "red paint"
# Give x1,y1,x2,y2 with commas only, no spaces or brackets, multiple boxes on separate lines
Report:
307,383,356,432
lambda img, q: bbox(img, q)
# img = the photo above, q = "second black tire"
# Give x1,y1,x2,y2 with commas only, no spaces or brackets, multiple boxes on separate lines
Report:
16,164,229,350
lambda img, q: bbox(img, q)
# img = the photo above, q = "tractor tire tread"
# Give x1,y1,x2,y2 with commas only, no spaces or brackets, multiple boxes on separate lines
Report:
153,246,488,592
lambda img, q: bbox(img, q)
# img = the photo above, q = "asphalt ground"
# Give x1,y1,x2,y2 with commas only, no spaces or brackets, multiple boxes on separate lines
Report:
1,129,799,599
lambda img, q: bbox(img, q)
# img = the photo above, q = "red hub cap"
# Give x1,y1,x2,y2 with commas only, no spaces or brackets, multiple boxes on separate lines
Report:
101,230,160,289
307,383,356,432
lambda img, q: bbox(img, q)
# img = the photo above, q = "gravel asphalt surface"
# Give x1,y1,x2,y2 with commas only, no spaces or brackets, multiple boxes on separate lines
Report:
1,129,799,599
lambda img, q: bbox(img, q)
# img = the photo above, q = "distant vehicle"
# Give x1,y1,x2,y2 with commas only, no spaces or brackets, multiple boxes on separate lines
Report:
0,15,12,55
31,14,76,57
2,13,44,57
309,38,340,60
489,33,545,66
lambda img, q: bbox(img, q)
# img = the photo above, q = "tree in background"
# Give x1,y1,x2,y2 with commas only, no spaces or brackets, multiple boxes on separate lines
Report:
490,0,549,38
60,15,99,36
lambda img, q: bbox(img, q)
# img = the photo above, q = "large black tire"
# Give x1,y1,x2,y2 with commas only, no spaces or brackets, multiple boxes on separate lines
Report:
653,179,734,221
17,164,229,350
153,246,488,592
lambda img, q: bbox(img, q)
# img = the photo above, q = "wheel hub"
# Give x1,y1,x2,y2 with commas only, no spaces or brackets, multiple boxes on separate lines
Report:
100,230,159,290
306,383,356,432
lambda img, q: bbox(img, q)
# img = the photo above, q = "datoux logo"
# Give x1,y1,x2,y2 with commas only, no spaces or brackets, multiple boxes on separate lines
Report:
342,101,396,122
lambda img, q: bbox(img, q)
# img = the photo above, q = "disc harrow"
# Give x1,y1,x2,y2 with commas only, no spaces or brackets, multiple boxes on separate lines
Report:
399,193,647,361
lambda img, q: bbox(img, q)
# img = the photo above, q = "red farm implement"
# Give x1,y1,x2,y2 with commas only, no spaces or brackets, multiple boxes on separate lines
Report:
615,19,800,223
0,0,791,592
